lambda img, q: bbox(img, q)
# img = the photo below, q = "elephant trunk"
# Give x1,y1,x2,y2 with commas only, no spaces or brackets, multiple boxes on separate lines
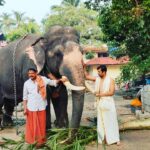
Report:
60,47,85,128
65,71,85,129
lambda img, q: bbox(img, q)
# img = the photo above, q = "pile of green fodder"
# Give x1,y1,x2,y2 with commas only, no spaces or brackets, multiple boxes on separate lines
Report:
0,126,98,150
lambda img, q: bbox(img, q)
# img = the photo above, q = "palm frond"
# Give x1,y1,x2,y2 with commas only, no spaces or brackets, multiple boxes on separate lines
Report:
0,126,99,150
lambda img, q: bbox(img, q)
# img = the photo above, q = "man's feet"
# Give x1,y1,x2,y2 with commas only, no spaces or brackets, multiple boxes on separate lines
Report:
116,141,121,146
0,141,5,145
36,144,45,149
86,117,97,125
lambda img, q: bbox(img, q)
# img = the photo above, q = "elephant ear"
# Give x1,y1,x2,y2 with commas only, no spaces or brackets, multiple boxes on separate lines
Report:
24,36,45,73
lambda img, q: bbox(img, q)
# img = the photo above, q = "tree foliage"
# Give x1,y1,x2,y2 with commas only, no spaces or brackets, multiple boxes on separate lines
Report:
98,0,150,82
62,0,81,7
6,22,40,41
42,4,104,46
12,11,27,27
0,0,5,6
85,52,95,59
120,55,150,82
0,11,40,41
84,0,111,11
0,13,14,33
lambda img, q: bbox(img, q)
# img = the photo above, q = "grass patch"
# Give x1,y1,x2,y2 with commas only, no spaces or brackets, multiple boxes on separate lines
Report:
0,126,98,150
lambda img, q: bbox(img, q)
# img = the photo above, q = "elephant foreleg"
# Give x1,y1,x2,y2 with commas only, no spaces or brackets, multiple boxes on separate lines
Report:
51,86,68,128
46,100,51,130
51,98,60,127
58,89,68,128
71,91,84,129
46,87,52,130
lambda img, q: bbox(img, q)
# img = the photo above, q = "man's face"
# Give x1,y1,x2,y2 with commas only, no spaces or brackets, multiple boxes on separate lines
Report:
97,69,105,78
28,70,37,80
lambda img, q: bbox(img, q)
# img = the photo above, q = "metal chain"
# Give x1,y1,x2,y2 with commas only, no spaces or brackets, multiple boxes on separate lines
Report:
12,35,27,135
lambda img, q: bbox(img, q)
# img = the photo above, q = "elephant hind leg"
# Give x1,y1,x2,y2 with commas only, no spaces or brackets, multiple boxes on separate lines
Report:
0,107,3,130
3,98,15,127
0,89,4,130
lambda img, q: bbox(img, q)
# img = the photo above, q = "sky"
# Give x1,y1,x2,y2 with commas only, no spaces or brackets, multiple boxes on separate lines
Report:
0,0,62,23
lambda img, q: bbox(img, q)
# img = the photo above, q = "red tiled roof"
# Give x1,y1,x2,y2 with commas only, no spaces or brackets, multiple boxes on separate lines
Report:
86,57,128,65
82,45,108,53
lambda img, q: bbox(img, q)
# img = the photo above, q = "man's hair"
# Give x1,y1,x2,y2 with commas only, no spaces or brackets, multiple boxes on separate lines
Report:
28,68,37,72
97,65,107,72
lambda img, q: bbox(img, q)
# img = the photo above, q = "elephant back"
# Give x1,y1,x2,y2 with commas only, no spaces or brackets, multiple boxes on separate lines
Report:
0,34,43,56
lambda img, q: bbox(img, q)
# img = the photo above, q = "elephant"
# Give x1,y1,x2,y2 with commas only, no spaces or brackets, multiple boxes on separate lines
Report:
0,26,85,133
47,82,69,128
43,26,85,130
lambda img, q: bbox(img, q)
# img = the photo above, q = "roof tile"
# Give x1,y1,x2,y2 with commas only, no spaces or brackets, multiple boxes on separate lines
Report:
86,57,128,65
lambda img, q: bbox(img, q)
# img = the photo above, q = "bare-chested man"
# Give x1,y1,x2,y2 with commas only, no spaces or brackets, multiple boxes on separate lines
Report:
84,65,120,145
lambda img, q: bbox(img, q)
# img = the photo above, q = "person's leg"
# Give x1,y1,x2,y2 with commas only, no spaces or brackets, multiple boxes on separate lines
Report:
117,141,121,146
36,110,46,146
25,110,46,146
25,110,34,144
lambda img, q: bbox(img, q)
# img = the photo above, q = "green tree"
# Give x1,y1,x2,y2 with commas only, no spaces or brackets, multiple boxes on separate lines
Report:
84,0,111,11
26,17,36,23
42,4,104,46
85,52,95,59
0,10,41,41
12,11,27,27
6,22,41,41
62,0,81,7
0,13,14,33
0,0,5,6
98,0,150,82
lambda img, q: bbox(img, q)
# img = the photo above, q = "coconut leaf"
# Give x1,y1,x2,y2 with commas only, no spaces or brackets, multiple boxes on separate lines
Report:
0,126,100,150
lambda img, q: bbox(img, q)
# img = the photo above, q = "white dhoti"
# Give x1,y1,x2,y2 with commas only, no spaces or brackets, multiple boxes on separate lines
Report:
95,76,120,145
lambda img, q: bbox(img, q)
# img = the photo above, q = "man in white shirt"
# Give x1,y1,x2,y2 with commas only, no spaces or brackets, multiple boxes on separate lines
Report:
23,68,66,147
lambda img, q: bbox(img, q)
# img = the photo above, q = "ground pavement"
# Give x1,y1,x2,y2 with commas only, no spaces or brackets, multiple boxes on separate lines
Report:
0,93,150,150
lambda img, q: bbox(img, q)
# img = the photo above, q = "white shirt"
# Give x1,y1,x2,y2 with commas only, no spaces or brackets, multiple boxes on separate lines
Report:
23,76,57,111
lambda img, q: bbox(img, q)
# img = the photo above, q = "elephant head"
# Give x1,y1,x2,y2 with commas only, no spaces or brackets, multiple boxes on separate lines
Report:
44,26,84,85
43,26,85,128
